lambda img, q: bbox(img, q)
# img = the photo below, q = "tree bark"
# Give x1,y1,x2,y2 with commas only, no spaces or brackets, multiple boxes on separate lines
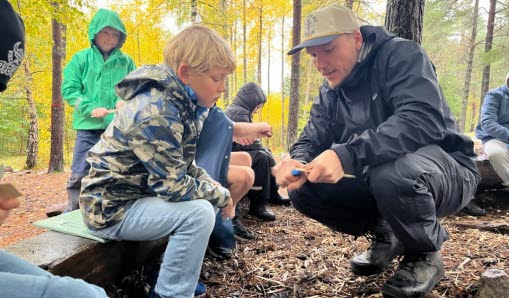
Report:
281,15,286,148
24,59,38,169
49,3,65,172
288,0,301,148
479,0,497,113
458,0,479,133
243,0,247,85
191,0,197,24
385,0,424,44
257,3,263,85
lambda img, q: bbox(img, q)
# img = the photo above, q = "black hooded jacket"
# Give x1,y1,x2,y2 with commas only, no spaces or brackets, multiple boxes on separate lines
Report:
290,26,479,178
225,82,269,152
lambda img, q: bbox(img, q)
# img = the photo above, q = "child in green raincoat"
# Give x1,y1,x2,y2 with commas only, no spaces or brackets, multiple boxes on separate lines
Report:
62,8,136,212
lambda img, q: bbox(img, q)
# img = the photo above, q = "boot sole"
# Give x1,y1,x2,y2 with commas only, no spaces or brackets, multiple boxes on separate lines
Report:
350,245,404,276
381,272,443,298
234,234,255,242
206,246,232,260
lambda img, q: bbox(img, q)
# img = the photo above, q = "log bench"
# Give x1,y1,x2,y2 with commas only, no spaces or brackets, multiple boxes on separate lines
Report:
475,159,504,192
4,231,167,287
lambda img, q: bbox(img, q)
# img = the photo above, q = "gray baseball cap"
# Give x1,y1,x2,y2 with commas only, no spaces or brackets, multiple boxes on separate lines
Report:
288,5,360,55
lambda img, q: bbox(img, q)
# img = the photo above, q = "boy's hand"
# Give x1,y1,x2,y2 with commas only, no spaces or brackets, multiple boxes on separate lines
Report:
256,122,272,138
91,108,109,118
221,200,235,220
115,100,126,110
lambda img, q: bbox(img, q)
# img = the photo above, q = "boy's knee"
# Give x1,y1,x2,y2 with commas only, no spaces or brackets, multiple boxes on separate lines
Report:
232,151,252,167
192,200,216,227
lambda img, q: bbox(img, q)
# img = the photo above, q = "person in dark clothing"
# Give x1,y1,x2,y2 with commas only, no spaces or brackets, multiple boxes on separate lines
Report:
225,82,291,224
275,5,480,297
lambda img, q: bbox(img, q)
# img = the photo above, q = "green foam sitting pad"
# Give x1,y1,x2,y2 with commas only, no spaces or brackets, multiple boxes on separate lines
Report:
33,210,108,243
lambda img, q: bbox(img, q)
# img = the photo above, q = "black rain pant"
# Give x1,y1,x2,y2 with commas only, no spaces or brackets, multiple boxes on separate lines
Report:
289,145,479,253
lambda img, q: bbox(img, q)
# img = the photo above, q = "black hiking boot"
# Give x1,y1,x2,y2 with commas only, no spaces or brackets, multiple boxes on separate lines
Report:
232,217,256,241
351,222,404,276
462,200,486,216
249,202,276,221
268,192,291,206
381,251,444,298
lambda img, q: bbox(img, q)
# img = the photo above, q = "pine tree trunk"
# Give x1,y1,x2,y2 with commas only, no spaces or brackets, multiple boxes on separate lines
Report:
257,3,263,85
288,0,301,149
48,4,65,172
24,60,38,169
243,0,247,85
385,0,424,44
281,16,286,148
458,0,479,133
479,0,496,113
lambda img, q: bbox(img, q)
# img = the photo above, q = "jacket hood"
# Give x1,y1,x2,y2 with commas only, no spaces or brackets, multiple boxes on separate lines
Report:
338,26,395,88
116,64,183,101
88,8,127,49
232,82,267,112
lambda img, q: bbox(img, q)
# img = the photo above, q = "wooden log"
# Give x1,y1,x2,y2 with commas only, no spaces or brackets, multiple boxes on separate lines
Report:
5,231,167,287
475,159,504,191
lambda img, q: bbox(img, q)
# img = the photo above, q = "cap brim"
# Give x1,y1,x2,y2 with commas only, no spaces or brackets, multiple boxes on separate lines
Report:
287,34,340,55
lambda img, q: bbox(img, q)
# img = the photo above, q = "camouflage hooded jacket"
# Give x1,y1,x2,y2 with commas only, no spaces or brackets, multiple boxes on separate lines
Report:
80,64,231,230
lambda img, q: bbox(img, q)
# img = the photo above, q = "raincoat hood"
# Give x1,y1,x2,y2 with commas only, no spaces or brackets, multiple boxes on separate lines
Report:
116,64,185,102
88,8,127,50
231,82,267,113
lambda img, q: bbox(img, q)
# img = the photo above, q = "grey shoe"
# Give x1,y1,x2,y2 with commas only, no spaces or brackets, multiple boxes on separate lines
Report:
382,251,445,298
351,224,404,276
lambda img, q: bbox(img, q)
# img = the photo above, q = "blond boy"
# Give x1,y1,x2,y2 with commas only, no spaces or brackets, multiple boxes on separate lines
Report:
80,25,245,298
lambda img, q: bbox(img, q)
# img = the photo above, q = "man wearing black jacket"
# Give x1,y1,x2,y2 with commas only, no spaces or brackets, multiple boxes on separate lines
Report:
275,5,480,297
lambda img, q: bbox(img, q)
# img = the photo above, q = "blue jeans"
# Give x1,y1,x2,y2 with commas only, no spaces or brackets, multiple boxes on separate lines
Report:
91,197,215,298
66,130,104,212
0,250,107,298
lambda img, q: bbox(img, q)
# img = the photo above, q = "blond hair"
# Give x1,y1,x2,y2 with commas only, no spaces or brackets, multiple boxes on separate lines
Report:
164,25,236,74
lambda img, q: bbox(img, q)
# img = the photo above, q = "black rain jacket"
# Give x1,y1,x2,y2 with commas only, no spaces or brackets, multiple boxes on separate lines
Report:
290,26,479,178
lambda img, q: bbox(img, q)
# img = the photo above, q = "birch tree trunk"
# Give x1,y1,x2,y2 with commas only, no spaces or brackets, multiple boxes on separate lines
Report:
24,59,38,169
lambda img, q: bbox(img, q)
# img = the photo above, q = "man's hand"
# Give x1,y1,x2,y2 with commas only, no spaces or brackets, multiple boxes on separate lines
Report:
306,149,345,184
91,108,109,118
274,158,307,191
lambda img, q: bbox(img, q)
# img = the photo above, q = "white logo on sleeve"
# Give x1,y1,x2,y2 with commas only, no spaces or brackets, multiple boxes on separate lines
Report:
0,42,24,78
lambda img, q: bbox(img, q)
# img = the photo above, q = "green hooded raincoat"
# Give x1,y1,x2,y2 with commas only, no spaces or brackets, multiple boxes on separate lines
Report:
62,8,136,130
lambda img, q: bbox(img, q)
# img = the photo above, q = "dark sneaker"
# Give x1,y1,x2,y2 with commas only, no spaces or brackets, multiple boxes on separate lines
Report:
232,218,256,241
249,203,276,221
382,251,445,298
351,228,404,276
268,192,292,206
206,245,232,260
462,200,486,216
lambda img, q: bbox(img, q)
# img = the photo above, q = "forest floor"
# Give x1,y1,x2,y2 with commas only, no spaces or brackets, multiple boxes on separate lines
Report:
1,170,508,297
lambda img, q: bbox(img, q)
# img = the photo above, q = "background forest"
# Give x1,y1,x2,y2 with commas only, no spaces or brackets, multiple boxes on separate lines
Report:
0,0,508,171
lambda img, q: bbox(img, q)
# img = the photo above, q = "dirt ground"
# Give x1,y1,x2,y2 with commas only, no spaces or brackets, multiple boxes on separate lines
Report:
1,171,509,297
